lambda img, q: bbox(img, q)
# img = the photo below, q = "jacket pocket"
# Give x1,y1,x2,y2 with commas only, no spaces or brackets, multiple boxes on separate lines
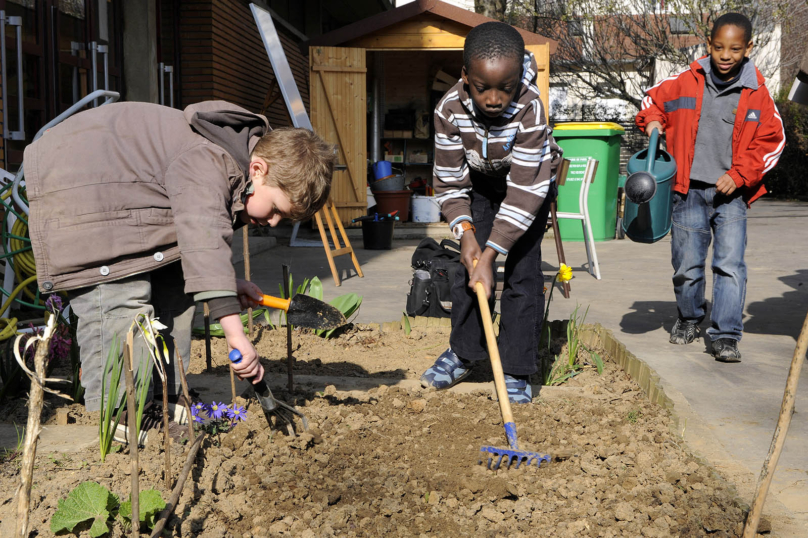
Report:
44,211,143,274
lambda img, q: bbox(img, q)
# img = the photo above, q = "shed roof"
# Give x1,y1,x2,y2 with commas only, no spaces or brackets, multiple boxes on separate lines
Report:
305,0,557,52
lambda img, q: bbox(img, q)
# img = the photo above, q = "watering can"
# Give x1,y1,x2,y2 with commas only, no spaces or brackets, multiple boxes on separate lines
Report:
621,128,677,243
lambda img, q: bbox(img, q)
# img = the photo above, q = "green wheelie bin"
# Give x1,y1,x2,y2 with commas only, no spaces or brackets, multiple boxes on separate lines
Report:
552,122,625,241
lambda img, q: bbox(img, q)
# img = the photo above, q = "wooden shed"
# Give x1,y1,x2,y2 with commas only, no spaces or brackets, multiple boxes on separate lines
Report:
305,0,557,225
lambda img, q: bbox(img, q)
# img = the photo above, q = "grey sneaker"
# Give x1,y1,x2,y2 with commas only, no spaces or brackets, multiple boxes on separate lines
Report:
670,318,699,345
712,338,742,363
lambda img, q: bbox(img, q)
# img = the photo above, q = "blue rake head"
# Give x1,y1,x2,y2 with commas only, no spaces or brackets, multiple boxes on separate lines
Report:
479,446,551,470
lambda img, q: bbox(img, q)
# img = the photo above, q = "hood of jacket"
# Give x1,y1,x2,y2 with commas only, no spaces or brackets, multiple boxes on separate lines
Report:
184,101,270,176
457,51,540,122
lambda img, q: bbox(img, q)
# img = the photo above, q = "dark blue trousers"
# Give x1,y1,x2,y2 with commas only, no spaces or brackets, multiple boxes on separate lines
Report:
449,175,556,375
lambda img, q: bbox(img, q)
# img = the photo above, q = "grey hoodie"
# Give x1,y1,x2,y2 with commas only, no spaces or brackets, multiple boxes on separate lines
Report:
25,101,269,319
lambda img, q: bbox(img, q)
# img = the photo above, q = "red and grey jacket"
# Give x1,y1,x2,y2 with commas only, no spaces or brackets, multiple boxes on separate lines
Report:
636,57,785,204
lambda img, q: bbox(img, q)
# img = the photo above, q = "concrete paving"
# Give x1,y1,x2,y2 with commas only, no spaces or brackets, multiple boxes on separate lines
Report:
239,199,808,534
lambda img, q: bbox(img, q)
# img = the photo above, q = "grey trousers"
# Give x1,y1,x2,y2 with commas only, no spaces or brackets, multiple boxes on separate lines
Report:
67,262,196,412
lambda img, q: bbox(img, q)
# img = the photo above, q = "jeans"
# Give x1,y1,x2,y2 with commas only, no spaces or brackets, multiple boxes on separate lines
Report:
68,262,196,411
670,184,747,342
449,174,556,375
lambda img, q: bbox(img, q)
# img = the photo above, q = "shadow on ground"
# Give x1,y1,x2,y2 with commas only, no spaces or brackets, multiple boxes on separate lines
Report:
744,270,808,341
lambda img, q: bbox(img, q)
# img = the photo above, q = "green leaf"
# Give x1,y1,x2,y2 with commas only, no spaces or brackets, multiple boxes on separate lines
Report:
314,293,362,338
50,481,118,537
119,489,166,530
592,351,604,375
308,277,323,301
402,312,411,336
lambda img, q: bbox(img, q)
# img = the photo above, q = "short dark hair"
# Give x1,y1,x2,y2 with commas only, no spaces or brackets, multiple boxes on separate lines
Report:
463,21,525,71
711,12,753,43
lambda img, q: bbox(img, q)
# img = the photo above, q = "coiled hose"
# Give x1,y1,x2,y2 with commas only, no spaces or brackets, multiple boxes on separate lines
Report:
0,275,38,341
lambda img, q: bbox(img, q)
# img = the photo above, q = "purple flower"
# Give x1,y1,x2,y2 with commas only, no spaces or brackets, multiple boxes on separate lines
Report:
192,402,207,416
45,295,63,314
227,405,247,423
206,401,227,420
193,413,204,424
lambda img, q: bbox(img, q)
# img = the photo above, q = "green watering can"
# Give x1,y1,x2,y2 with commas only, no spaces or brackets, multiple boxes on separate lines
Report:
622,128,677,243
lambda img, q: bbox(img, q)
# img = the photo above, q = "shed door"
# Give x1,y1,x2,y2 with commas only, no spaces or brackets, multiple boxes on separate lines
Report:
525,44,550,117
309,46,367,225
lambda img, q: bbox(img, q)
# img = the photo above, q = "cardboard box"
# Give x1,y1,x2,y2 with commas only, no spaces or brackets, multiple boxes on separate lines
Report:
407,150,429,163
383,130,395,138
385,153,404,163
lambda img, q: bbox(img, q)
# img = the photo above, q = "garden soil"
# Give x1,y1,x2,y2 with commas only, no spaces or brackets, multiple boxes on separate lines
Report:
0,325,763,537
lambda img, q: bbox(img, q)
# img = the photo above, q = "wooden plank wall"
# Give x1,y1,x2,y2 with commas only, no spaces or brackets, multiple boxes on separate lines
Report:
309,46,367,224
178,0,310,127
525,43,550,116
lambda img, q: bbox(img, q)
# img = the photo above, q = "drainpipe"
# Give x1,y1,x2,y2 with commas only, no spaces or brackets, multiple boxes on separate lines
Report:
371,53,383,163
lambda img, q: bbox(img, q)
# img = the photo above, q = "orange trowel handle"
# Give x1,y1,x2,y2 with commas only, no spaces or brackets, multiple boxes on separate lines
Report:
258,294,291,311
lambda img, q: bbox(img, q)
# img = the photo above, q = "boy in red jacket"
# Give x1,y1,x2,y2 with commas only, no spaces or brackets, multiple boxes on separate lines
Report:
636,13,785,362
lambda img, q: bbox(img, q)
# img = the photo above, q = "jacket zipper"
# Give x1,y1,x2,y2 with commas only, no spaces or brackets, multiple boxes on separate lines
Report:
482,124,490,163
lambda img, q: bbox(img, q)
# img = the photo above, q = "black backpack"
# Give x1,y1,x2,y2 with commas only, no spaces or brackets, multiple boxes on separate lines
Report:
405,238,462,318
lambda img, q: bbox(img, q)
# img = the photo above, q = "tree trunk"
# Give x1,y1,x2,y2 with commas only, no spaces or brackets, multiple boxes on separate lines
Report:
475,0,507,21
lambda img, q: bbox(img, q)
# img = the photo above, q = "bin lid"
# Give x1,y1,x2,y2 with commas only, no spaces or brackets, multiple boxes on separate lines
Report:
553,122,625,137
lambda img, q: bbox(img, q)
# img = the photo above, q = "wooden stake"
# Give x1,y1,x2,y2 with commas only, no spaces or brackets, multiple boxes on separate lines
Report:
742,310,808,537
14,330,53,538
174,341,194,445
283,264,294,392
203,301,212,372
149,433,206,538
244,227,253,338
230,367,237,408
124,331,139,538
161,376,171,492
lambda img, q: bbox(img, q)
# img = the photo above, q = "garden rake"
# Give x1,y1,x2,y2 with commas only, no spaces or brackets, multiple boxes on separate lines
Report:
473,260,551,470
229,350,309,436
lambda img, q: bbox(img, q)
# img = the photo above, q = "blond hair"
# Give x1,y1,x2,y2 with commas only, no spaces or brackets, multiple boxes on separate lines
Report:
251,127,335,221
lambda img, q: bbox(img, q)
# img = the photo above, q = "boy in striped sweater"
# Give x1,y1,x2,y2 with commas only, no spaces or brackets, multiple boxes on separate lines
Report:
420,22,562,403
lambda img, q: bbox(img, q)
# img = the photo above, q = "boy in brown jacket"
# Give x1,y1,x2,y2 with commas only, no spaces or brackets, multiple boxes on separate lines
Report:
24,101,334,439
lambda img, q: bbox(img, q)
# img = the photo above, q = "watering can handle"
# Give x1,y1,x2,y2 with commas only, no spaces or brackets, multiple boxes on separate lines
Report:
646,128,660,174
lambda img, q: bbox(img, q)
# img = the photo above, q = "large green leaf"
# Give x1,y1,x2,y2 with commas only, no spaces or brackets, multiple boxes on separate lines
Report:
119,489,166,530
50,481,119,537
307,277,323,301
315,293,362,338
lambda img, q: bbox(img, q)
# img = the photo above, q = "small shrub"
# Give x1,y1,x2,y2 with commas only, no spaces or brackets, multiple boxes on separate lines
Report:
763,98,808,199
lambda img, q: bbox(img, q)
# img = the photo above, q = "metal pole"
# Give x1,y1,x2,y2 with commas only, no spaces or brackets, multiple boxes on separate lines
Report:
159,62,165,106
371,53,381,163
283,264,293,392
90,42,98,107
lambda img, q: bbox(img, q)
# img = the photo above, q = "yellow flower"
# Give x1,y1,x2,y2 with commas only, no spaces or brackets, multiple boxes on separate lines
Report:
557,264,573,283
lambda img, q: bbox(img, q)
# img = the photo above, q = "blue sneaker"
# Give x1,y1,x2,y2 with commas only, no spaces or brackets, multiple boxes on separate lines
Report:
504,374,532,404
420,348,473,389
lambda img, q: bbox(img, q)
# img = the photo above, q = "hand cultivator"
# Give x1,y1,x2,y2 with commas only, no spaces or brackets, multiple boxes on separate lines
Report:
229,349,309,436
472,261,551,471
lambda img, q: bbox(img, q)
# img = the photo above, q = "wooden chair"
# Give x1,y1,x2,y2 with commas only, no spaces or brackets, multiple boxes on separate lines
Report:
314,200,364,286
548,159,572,298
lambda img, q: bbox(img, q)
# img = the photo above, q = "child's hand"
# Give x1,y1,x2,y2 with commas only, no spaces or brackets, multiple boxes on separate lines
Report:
716,174,737,195
236,279,264,309
646,121,664,136
468,248,498,300
220,313,265,383
460,232,482,275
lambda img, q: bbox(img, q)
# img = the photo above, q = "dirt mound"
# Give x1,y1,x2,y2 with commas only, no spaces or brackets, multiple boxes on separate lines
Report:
0,327,750,537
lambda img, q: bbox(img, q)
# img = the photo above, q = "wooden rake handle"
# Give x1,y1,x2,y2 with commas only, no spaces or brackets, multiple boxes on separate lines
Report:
743,309,808,537
472,260,515,429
